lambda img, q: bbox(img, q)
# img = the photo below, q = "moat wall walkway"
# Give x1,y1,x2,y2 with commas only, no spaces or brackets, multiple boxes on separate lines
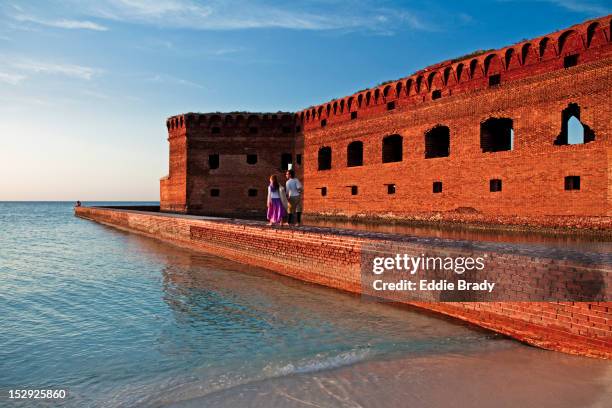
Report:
75,206,612,359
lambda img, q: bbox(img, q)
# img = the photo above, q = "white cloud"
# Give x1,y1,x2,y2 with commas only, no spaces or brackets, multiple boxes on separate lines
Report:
145,73,204,88
13,60,102,80
13,14,108,31
0,71,26,85
497,0,609,15
65,0,431,33
545,0,609,14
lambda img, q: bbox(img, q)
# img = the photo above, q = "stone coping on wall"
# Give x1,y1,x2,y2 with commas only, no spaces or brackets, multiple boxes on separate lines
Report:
86,206,612,266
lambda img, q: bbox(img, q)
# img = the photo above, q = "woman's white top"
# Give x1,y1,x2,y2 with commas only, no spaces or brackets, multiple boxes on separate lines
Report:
269,187,281,199
267,185,288,209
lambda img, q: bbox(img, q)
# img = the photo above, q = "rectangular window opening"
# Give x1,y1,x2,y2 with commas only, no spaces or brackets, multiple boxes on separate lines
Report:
350,111,358,120
349,185,358,195
281,153,292,171
246,154,257,165
564,54,578,69
209,154,219,169
433,181,443,193
211,127,220,134
386,184,396,195
432,90,442,100
249,127,258,134
488,74,501,87
210,188,220,197
564,176,580,190
321,119,327,128
248,188,258,197
490,179,502,192
319,187,327,197
387,101,396,111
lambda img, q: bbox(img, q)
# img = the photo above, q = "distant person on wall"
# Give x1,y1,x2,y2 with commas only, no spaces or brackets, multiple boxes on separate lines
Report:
285,169,303,226
75,201,81,207
267,175,288,226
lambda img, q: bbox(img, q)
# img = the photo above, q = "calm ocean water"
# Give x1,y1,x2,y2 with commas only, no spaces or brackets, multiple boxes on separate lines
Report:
1,202,611,408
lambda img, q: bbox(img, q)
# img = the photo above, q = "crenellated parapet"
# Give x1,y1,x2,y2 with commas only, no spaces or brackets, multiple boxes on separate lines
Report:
299,15,611,130
165,112,301,139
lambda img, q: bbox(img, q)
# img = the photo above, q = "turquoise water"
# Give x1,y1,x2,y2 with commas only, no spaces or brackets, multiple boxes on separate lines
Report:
1,202,610,407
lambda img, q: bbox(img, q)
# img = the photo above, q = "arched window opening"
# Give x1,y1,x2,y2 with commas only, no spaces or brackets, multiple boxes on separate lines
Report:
521,43,532,65
395,82,403,97
365,92,371,106
555,103,595,145
415,76,423,93
558,30,577,54
484,54,496,76
504,48,514,69
347,141,363,167
406,79,413,95
425,126,450,158
443,67,452,85
539,38,549,58
374,89,380,104
382,135,403,163
383,85,391,99
318,147,332,170
456,64,464,81
427,72,436,90
469,59,479,78
480,118,514,153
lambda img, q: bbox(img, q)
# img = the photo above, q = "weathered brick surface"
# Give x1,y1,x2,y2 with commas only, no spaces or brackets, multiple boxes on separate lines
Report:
161,15,612,230
161,113,300,216
75,206,612,359
301,16,612,224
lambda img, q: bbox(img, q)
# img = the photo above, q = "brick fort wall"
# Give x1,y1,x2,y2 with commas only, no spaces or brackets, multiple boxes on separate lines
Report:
75,206,612,359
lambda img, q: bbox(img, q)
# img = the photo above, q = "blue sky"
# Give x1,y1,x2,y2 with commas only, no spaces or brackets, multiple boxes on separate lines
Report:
0,0,609,200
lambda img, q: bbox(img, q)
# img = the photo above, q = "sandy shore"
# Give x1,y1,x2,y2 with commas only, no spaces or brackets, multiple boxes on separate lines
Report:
168,345,612,408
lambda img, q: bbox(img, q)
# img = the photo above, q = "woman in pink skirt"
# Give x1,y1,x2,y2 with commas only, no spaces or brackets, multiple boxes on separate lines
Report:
267,175,288,225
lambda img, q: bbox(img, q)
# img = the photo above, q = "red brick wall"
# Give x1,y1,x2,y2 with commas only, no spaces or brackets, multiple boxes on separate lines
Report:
300,16,612,223
75,206,612,359
161,113,301,216
161,16,612,229
160,122,187,212
303,60,611,219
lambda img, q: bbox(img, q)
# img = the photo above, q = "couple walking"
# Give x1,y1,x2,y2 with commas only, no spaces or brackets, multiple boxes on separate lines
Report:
267,169,303,226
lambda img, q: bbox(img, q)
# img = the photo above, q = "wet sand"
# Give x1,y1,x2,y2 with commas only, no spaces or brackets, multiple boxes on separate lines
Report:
169,345,612,408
